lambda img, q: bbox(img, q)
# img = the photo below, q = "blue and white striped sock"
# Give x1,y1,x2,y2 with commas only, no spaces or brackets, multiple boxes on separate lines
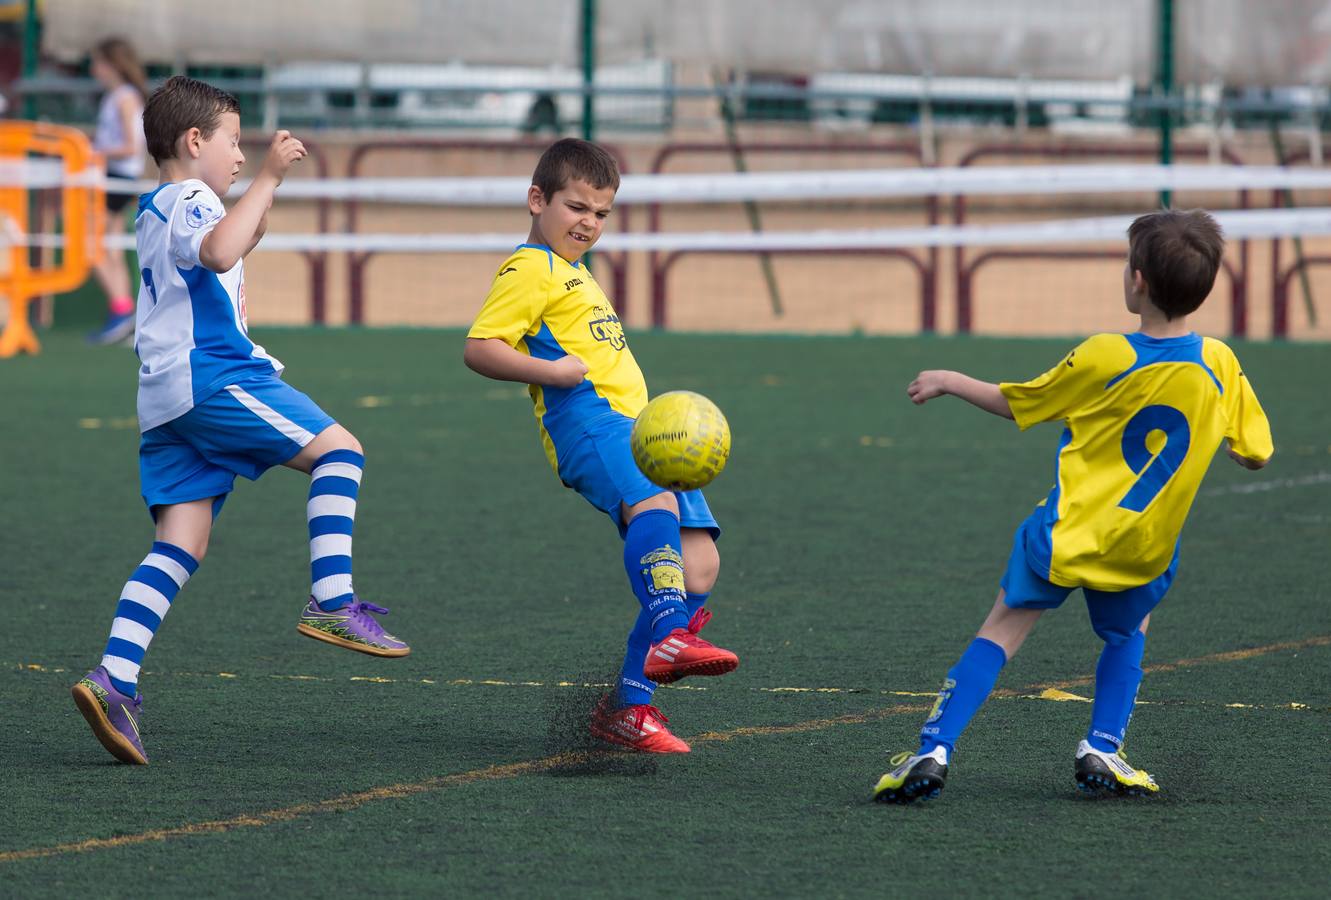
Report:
308,449,363,612
100,541,199,697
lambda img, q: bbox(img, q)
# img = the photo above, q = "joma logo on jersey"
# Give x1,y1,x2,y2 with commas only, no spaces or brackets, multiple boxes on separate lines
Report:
588,306,626,350
564,277,583,290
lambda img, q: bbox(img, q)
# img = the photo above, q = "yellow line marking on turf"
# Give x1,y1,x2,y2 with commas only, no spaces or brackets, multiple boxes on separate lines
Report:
9,665,715,692
0,703,938,865
77,417,138,430
12,661,1317,713
4,633,1329,865
0,753,600,864
762,686,863,694
1030,633,1331,692
354,387,525,409
13,634,1329,699
689,703,930,744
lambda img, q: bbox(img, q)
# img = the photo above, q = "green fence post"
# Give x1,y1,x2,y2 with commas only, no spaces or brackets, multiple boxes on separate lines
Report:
581,0,596,141
1158,0,1175,207
22,0,40,118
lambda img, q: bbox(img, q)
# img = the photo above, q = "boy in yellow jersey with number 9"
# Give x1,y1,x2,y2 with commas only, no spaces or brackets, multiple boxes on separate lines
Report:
874,209,1273,802
463,139,739,754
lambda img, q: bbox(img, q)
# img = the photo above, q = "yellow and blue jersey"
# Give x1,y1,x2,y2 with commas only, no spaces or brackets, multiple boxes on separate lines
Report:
999,332,1273,591
467,244,648,472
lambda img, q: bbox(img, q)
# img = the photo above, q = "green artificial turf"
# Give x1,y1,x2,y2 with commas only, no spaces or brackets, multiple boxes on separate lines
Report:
2,330,1327,897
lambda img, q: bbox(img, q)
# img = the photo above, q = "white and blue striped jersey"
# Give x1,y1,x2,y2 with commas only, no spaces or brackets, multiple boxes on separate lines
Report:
133,180,282,432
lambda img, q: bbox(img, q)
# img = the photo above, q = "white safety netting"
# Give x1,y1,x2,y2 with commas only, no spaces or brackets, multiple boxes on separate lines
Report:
38,0,1331,85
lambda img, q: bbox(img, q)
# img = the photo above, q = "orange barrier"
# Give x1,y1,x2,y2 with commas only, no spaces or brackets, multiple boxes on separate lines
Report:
0,122,105,357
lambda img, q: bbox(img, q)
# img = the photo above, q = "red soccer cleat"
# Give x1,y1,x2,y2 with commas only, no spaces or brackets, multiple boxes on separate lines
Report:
589,696,691,754
643,608,739,684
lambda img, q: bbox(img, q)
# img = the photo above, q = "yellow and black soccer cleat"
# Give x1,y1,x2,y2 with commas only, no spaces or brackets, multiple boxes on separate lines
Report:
1074,740,1160,796
872,746,948,804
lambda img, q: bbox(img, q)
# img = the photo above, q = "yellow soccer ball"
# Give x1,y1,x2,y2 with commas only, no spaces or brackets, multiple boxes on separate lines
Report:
630,391,731,491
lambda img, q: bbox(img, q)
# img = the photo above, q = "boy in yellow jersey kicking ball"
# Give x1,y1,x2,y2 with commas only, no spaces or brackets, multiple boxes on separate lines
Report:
463,139,738,754
874,209,1273,802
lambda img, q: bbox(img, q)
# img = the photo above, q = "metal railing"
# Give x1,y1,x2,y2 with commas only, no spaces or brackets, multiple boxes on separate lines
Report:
646,141,937,331
342,139,631,324
953,143,1250,336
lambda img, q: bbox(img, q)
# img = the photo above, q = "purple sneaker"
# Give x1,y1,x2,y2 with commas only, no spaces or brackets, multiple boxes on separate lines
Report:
296,596,410,657
71,666,148,765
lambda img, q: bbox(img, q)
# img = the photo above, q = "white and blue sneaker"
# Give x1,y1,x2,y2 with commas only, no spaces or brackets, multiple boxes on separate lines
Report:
1075,740,1159,796
873,745,949,803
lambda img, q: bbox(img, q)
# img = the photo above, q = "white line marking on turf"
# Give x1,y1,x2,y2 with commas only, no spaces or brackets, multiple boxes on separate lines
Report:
1200,470,1331,497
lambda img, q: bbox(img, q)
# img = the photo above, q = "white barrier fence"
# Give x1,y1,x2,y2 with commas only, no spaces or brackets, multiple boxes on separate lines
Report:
114,165,1331,205
11,206,1331,254
12,162,1331,205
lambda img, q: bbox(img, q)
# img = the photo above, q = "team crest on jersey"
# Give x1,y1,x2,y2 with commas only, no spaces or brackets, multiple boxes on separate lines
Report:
588,304,626,350
184,195,221,230
639,547,685,595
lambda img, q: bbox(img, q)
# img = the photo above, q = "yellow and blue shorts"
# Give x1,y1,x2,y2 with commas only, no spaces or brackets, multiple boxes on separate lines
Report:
1000,508,1176,644
554,411,719,539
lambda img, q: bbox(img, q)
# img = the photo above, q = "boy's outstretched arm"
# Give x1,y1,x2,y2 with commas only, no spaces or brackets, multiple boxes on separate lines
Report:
907,370,1015,420
1226,445,1269,470
464,337,588,388
244,208,270,258
199,131,305,273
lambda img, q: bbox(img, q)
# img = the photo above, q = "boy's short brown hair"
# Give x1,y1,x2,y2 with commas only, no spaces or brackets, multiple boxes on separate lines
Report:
1127,209,1225,319
143,75,240,164
530,138,620,202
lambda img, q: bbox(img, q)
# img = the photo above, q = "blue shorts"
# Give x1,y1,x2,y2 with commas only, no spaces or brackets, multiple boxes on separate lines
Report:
999,510,1177,644
556,412,720,539
139,376,335,517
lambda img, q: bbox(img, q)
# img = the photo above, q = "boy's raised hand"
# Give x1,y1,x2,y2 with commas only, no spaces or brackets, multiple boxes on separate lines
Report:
907,370,953,405
262,130,307,183
547,354,589,388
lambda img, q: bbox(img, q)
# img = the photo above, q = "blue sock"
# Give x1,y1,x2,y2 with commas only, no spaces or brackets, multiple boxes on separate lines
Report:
686,591,709,618
622,509,689,641
1087,629,1147,753
618,610,656,707
919,637,1007,756
100,541,199,696
307,449,363,612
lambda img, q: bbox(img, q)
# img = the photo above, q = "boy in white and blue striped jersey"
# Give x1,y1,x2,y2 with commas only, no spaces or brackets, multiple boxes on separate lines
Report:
71,76,409,766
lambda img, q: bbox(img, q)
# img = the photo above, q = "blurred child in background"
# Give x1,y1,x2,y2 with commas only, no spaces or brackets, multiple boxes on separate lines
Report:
88,37,148,345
